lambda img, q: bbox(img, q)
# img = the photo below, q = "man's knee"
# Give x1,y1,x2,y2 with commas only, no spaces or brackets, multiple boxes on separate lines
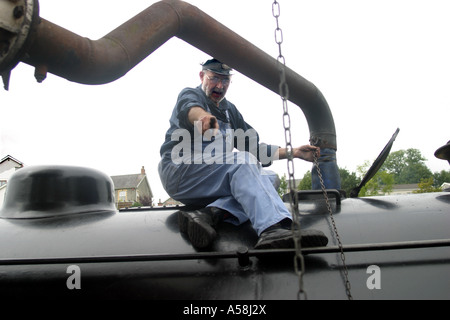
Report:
262,170,280,189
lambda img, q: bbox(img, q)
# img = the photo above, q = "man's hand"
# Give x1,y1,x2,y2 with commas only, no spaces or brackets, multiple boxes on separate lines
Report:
198,114,219,134
188,107,219,134
276,145,320,162
292,145,320,162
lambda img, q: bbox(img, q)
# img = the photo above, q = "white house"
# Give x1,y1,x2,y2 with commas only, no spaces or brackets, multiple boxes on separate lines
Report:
0,155,24,207
110,166,153,209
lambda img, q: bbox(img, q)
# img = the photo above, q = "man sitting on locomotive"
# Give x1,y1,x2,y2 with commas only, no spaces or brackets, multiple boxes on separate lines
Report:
158,58,328,250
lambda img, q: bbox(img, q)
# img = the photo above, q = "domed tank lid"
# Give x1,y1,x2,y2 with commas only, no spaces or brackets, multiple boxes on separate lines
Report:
0,165,117,219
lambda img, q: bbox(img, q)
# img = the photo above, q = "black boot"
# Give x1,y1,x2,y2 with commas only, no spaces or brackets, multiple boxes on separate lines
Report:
177,207,226,249
254,219,328,249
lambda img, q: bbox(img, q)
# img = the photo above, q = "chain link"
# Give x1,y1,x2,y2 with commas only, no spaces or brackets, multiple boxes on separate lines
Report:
272,0,306,300
313,152,353,300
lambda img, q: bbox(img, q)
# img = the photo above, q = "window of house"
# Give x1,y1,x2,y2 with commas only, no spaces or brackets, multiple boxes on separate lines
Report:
0,180,6,187
118,190,127,202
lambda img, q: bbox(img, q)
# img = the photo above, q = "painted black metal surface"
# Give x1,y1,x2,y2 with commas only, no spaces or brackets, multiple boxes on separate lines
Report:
0,166,449,299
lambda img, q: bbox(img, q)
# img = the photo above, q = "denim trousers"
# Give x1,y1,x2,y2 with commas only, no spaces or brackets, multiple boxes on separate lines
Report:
158,150,292,235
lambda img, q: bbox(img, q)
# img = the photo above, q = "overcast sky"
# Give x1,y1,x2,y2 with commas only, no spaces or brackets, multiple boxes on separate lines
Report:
1,0,449,202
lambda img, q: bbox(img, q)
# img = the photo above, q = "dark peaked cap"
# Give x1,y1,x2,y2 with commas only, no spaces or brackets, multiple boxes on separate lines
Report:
201,58,233,76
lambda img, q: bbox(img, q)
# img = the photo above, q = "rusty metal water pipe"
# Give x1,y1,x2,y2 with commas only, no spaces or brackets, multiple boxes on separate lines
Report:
0,0,340,187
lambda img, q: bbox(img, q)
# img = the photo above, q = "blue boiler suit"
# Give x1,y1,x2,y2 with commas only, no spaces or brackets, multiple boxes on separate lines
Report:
158,86,292,235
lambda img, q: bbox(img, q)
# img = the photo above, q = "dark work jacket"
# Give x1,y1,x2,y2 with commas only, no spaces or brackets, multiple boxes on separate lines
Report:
160,86,278,167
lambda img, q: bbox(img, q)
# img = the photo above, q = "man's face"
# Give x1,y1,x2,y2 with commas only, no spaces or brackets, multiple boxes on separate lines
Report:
200,70,231,105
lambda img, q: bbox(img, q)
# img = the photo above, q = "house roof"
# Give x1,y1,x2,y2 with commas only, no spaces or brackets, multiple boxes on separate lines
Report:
0,155,23,167
110,174,146,189
110,166,153,198
392,184,419,190
159,197,183,207
0,155,24,176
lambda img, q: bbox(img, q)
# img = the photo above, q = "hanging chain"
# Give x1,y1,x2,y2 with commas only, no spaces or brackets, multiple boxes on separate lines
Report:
313,152,353,300
272,0,306,300
273,0,352,300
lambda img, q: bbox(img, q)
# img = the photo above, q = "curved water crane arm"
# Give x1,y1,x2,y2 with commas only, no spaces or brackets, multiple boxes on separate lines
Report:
0,0,336,150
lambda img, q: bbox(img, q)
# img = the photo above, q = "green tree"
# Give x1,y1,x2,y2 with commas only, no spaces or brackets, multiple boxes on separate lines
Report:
131,201,143,207
414,178,442,193
297,168,362,197
292,150,447,197
138,195,153,207
382,149,406,178
377,170,395,194
298,171,312,190
277,174,288,198
357,160,395,196
433,170,450,188
382,148,432,184
338,167,361,197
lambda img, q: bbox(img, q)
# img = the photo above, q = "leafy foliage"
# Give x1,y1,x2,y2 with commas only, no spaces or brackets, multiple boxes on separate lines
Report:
294,148,449,196
414,178,442,193
138,195,153,206
381,148,432,184
357,161,394,196
297,171,312,191
337,168,360,197
277,174,288,198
